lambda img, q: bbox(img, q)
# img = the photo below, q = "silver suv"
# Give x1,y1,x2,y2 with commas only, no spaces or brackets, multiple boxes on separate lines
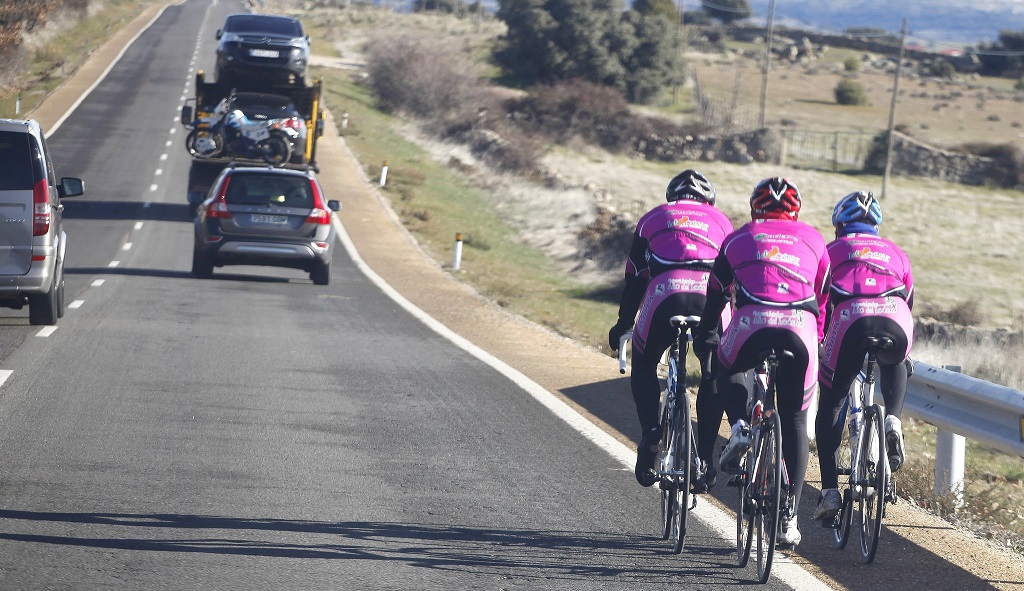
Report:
0,118,84,325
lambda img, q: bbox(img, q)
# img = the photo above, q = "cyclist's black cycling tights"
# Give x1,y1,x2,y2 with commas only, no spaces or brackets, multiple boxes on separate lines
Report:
717,327,811,513
816,316,911,489
630,292,723,466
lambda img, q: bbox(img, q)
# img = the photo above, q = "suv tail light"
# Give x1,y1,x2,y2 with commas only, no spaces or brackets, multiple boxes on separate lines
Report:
33,178,52,236
280,117,303,131
206,176,233,219
305,179,332,225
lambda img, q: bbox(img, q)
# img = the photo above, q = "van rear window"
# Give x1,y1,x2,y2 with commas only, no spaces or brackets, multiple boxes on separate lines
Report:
0,132,37,191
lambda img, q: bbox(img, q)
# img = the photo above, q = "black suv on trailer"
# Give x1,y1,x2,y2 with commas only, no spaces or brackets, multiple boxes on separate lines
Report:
215,13,309,86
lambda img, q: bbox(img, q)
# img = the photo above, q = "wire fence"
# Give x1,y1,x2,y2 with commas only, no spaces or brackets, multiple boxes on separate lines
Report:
780,128,874,171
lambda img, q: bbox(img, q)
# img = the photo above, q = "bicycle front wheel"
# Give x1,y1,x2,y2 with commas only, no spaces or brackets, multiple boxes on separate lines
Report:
755,413,782,584
669,400,692,554
858,405,886,563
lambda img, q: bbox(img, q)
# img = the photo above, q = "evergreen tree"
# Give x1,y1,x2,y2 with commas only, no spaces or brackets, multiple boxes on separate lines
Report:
633,0,679,22
495,0,683,103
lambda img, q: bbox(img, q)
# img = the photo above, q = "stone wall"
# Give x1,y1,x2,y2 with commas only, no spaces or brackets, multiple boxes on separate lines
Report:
887,131,1001,186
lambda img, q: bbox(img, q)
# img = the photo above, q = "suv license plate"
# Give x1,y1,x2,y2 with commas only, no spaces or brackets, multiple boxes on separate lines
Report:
251,214,288,224
249,48,279,58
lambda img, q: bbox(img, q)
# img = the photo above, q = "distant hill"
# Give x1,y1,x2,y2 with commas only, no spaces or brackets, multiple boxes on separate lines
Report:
748,0,1024,45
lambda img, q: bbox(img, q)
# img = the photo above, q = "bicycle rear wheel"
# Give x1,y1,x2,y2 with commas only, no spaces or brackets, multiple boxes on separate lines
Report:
659,404,673,540
755,413,782,584
858,405,886,563
669,400,692,554
736,447,755,567
834,488,854,549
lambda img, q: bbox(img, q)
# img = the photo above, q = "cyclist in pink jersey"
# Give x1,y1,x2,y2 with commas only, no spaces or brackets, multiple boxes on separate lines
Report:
608,170,735,490
812,191,915,524
693,177,830,547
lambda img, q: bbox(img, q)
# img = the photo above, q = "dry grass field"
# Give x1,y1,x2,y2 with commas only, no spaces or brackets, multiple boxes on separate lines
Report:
686,41,1024,149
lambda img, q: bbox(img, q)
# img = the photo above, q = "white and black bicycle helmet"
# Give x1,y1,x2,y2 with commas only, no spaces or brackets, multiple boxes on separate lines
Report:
666,170,716,206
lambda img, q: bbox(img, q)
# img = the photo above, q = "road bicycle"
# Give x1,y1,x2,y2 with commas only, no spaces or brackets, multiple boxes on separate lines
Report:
733,347,793,584
617,315,709,554
830,335,898,564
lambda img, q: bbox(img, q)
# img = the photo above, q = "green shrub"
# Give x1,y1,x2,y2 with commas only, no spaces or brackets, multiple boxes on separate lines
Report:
843,56,860,72
834,77,867,105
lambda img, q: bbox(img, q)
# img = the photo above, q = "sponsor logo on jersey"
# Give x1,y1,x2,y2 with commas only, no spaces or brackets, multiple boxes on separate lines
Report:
752,309,805,327
666,276,709,292
851,247,891,263
757,245,801,265
849,297,899,316
670,216,710,232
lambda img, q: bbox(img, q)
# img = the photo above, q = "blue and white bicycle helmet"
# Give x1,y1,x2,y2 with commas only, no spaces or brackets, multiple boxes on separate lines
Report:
832,190,882,228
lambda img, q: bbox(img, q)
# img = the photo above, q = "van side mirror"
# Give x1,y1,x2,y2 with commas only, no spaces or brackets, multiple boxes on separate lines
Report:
181,105,193,126
59,177,84,198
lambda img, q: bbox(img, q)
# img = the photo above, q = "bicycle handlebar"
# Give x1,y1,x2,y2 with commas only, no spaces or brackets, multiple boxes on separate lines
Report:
618,331,633,374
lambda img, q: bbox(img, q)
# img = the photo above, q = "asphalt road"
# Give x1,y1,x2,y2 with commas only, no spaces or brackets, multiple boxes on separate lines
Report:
1,1,1022,589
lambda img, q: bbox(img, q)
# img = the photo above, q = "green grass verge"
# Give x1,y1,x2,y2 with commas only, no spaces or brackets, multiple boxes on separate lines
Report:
0,0,152,119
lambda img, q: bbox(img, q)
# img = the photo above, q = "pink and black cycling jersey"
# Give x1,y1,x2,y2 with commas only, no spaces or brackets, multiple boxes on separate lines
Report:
700,219,830,406
624,201,734,280
707,220,831,340
826,233,913,306
619,200,733,353
819,233,915,386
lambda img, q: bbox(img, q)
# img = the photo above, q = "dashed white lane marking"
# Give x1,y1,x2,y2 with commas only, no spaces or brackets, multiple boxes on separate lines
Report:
108,261,120,268
69,300,84,310
169,127,176,135
122,243,133,251
155,169,163,176
0,370,12,388
36,327,58,338
134,222,144,230
150,184,158,192
160,153,168,161
91,279,105,287
165,140,173,147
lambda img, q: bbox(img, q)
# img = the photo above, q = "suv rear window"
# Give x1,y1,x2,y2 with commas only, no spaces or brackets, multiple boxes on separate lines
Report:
0,131,39,190
224,15,303,37
225,173,312,208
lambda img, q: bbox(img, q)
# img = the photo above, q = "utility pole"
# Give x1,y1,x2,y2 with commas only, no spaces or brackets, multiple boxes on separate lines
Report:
882,17,908,200
758,0,777,129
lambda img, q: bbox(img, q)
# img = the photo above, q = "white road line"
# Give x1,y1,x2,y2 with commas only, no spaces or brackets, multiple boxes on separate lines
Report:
69,300,84,310
134,222,144,230
331,218,833,591
122,243,133,251
91,279,105,287
155,169,163,176
160,153,168,161
0,370,12,388
108,261,120,268
169,127,177,135
150,184,158,192
44,4,173,136
165,140,173,147
36,326,58,338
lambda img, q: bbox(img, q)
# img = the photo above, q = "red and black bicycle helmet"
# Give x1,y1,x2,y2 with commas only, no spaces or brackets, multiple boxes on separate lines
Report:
750,177,801,220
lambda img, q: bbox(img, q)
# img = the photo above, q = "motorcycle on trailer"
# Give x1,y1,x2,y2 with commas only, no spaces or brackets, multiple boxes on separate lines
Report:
184,94,294,166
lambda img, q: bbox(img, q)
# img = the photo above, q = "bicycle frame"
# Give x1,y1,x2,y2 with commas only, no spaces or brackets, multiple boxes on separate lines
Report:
833,335,897,564
737,348,793,584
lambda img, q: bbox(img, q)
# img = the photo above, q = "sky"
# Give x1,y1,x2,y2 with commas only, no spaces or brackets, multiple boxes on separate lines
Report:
741,0,1024,45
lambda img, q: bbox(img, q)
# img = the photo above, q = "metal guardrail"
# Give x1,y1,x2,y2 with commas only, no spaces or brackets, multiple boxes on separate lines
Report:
905,361,1024,501
905,361,1024,458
